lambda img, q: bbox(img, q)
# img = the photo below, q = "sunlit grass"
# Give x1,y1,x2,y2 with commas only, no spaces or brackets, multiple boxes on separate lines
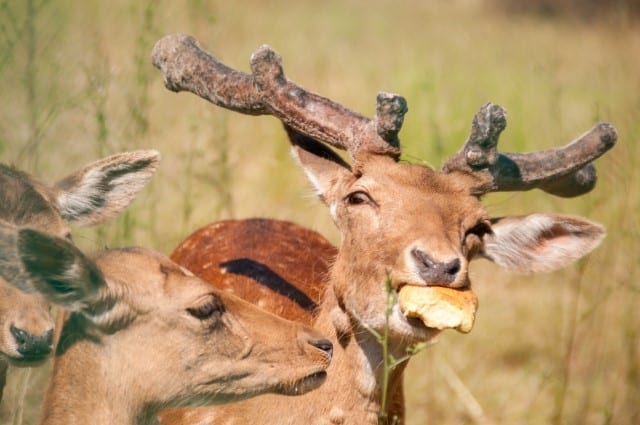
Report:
0,0,638,423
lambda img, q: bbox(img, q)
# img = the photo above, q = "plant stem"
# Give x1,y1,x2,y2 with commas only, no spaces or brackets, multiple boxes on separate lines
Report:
379,277,394,424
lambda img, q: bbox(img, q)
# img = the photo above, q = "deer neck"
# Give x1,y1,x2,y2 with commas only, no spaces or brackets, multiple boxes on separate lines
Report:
312,283,407,423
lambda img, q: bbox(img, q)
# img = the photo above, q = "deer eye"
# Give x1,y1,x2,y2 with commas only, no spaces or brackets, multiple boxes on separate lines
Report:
463,220,492,258
466,220,492,239
187,295,224,321
345,191,372,206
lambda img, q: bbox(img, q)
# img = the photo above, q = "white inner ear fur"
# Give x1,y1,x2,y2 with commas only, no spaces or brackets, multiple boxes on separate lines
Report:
290,147,329,196
301,166,328,197
481,213,605,273
56,169,105,219
56,162,155,226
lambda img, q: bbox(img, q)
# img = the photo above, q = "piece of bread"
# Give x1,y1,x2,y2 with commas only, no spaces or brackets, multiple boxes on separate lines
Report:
398,285,478,333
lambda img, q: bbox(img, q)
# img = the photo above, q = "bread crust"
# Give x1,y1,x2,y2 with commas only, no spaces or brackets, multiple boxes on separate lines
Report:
398,285,478,333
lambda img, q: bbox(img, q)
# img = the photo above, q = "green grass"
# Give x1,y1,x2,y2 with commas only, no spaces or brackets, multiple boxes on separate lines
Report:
1,0,638,423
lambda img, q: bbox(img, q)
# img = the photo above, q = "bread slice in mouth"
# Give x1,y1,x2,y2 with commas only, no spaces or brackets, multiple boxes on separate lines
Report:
398,285,478,333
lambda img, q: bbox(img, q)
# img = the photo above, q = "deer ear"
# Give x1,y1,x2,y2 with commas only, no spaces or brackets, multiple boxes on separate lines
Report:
54,150,161,226
480,213,605,273
287,126,351,202
14,228,105,310
0,223,29,292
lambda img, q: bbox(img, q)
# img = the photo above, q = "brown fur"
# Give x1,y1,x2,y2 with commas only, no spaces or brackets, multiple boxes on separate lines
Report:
167,218,411,421
170,219,336,324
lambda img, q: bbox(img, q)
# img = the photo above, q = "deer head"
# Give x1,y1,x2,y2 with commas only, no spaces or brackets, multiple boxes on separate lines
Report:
0,225,332,424
152,34,613,341
0,150,160,375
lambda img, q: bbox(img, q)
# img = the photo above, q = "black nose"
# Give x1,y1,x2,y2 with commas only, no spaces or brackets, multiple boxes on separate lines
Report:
411,248,461,286
10,324,54,358
308,338,333,359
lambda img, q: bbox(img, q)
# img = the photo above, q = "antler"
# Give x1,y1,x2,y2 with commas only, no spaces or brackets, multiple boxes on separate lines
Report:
151,33,407,159
442,103,617,197
152,34,616,197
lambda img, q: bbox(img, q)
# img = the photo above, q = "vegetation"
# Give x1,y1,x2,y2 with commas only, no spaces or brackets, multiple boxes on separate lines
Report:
0,0,638,423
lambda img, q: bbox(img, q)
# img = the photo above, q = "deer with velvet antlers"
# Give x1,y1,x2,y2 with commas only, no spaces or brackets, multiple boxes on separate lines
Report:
152,34,616,424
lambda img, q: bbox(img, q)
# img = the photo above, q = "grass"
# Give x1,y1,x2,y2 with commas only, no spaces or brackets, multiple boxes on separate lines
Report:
0,0,638,423
362,276,431,425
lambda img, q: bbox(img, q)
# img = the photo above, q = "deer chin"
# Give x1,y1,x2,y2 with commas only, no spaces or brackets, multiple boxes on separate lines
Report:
397,284,478,334
276,370,328,396
4,353,51,367
195,367,328,403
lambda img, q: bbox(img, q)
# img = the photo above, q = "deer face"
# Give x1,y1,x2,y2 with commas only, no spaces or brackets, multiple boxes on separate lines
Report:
293,146,604,342
2,228,331,412
328,155,487,289
0,169,71,365
0,151,159,367
76,248,332,405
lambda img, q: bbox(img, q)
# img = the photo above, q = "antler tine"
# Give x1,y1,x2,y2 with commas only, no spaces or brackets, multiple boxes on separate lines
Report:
374,93,408,151
151,33,405,159
443,103,507,170
442,103,617,197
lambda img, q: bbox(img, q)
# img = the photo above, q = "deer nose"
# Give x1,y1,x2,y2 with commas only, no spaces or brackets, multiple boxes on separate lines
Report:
307,338,333,360
10,324,54,359
411,248,461,286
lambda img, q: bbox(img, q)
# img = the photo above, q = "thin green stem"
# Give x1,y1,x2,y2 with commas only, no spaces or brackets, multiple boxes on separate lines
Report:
377,275,428,425
379,277,394,423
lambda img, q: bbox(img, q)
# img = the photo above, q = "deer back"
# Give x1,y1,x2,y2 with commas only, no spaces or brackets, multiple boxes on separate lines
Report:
171,218,336,324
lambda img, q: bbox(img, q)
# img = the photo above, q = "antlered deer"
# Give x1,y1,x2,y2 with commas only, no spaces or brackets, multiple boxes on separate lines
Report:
0,150,160,401
0,225,332,425
152,34,616,424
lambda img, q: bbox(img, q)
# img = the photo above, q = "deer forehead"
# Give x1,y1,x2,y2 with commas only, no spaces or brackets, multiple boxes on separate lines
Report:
339,159,487,232
351,157,472,195
95,249,209,305
0,167,68,235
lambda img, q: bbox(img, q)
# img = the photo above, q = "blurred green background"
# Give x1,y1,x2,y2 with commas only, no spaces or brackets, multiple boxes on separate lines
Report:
1,0,638,424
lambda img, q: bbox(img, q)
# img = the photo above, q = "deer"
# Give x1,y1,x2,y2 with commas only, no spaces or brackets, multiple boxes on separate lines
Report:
151,34,616,424
0,150,160,402
170,218,336,324
0,224,333,425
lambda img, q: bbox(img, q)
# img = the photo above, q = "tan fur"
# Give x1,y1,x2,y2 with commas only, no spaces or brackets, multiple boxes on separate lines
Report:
0,150,159,401
0,228,332,425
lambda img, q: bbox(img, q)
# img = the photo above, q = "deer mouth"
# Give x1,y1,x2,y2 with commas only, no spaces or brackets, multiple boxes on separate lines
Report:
5,351,51,367
278,370,328,396
396,284,478,333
